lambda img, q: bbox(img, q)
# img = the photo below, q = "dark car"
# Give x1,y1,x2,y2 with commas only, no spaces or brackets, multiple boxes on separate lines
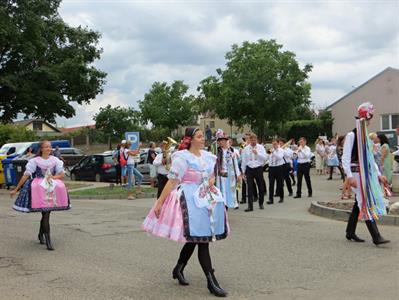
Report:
70,153,116,182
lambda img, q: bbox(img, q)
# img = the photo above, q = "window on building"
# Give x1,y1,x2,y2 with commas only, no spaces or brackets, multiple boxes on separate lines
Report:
392,114,399,129
209,121,215,128
32,121,43,131
381,114,399,131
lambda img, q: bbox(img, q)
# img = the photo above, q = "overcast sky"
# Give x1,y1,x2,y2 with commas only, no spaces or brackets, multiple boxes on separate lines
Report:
56,0,399,127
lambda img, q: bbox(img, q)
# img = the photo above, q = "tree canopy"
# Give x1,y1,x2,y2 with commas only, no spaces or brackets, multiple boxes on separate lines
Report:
0,0,106,123
93,104,141,142
139,81,197,134
197,39,312,140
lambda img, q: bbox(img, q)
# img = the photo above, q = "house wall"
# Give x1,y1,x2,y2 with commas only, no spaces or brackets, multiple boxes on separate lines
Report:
331,68,399,135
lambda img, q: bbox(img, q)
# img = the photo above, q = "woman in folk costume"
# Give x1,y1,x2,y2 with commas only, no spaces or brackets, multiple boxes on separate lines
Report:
10,140,70,250
215,129,242,210
142,128,229,297
343,103,390,246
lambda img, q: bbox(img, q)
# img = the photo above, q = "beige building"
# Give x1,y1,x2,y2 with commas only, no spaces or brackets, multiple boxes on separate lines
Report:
326,67,399,145
13,119,61,136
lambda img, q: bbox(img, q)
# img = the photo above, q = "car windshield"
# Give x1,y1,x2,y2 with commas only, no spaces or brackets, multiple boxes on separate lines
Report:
0,147,10,155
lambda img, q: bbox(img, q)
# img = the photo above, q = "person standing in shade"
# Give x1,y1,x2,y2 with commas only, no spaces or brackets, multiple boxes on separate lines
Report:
279,138,294,197
241,133,267,211
147,142,157,188
267,139,285,204
153,141,169,198
343,102,389,245
294,137,313,198
205,125,213,142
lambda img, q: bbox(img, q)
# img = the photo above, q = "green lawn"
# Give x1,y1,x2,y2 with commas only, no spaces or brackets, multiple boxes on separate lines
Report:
65,182,92,190
69,185,156,197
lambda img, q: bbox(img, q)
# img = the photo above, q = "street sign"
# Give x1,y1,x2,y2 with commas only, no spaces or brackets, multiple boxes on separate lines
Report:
125,132,140,150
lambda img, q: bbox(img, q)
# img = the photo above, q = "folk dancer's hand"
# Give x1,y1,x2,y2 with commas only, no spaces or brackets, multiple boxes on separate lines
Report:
154,200,163,219
10,189,18,198
378,175,388,185
208,177,216,187
348,177,357,188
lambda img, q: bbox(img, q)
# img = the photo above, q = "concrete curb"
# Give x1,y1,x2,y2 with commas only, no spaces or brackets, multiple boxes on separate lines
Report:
309,201,399,226
70,193,157,200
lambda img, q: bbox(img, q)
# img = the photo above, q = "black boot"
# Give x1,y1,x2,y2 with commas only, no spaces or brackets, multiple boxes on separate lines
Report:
346,233,365,242
206,269,227,297
38,224,45,245
44,233,54,251
365,221,390,246
172,263,189,286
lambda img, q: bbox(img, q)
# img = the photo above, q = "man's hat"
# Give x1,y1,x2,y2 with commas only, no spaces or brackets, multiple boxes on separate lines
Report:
215,129,228,140
121,140,127,144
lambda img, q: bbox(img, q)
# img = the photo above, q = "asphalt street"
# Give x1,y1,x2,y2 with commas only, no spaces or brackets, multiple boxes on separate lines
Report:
0,172,398,300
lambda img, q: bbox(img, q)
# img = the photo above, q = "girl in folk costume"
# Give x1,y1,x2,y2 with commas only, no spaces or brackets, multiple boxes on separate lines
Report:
142,128,229,297
10,140,70,250
343,103,390,245
215,129,242,209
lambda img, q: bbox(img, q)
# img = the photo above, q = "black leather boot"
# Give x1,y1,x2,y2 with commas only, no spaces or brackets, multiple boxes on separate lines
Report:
172,263,189,285
206,269,227,297
38,224,45,245
345,233,365,242
44,233,54,251
365,221,390,246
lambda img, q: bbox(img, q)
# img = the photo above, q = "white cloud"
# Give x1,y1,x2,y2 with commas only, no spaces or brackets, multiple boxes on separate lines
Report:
58,0,399,126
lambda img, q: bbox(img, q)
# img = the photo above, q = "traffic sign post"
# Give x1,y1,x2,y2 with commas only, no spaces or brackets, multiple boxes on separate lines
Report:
125,132,140,150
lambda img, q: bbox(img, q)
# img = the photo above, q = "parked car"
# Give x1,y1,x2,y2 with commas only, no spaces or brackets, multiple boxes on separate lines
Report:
55,147,83,155
136,150,160,185
70,153,116,182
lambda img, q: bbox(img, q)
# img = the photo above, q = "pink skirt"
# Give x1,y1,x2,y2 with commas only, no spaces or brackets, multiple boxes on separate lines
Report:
31,178,69,210
142,189,186,243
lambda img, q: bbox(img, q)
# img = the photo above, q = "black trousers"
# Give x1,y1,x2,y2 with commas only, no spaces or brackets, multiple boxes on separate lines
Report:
115,164,122,185
157,174,168,198
328,166,345,181
246,166,265,208
296,162,312,196
241,178,258,202
177,242,212,274
282,163,293,194
269,166,284,202
346,198,380,239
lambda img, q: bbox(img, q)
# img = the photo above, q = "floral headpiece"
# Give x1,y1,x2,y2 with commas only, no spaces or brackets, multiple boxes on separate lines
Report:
357,102,375,120
215,129,228,140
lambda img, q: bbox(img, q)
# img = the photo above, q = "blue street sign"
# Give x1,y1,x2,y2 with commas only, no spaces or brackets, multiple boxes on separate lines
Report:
125,132,140,150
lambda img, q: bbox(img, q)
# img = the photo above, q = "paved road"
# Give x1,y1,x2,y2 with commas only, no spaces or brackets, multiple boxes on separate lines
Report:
0,172,398,300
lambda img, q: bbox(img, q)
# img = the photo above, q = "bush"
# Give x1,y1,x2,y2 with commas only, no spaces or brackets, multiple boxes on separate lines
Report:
284,119,331,143
0,124,38,146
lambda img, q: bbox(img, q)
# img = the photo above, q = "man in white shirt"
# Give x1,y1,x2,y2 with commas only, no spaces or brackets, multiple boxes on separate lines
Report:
294,137,313,198
241,133,267,211
343,102,389,245
279,138,294,197
267,139,285,204
153,142,169,198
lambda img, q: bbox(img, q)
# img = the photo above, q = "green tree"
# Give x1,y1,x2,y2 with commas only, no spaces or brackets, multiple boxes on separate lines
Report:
93,105,141,148
139,81,197,135
0,0,106,123
0,124,38,146
197,39,312,141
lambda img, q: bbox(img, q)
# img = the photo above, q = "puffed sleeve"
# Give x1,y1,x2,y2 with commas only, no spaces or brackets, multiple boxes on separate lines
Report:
23,158,38,176
167,151,188,181
202,150,217,177
54,157,65,174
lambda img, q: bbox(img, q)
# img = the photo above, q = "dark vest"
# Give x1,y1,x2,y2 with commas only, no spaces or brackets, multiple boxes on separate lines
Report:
351,128,358,163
